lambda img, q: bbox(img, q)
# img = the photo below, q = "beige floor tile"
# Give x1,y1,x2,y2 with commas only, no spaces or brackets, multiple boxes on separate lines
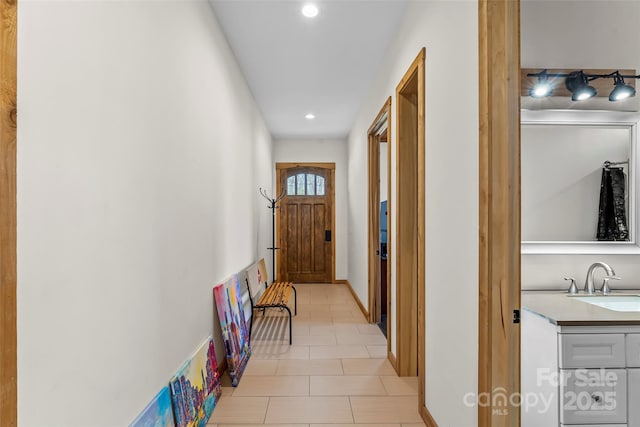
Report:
208,396,269,424
341,359,397,376
336,334,387,346
330,304,357,311
265,396,354,423
333,315,368,324
276,359,343,376
310,345,370,359
219,425,308,427
292,323,311,336
366,345,387,358
310,375,386,396
356,324,386,335
308,325,338,336
380,377,419,396
244,359,278,376
233,375,309,396
350,396,423,423
252,344,310,360
332,324,361,335
292,334,338,346
312,424,400,427
220,386,234,397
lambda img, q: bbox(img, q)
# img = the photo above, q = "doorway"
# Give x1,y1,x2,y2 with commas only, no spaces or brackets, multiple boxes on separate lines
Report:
275,163,336,283
395,49,425,383
368,97,392,342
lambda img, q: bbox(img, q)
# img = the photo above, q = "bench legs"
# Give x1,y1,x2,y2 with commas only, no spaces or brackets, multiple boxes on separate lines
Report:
283,305,292,345
292,285,297,315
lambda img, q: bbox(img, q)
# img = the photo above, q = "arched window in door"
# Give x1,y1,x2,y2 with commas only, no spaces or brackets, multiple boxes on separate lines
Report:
286,173,326,196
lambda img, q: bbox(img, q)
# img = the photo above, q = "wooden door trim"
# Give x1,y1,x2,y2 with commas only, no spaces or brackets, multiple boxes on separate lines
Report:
275,162,336,283
367,97,392,355
478,1,521,426
1,0,17,424
395,48,428,421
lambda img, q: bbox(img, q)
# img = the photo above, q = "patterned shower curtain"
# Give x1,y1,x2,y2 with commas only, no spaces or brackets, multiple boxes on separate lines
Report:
597,167,629,241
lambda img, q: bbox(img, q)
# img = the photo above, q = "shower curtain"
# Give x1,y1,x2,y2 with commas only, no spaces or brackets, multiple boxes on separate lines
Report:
597,167,629,241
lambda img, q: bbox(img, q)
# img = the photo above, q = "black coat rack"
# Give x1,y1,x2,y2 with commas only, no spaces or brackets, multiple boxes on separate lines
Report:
259,187,285,283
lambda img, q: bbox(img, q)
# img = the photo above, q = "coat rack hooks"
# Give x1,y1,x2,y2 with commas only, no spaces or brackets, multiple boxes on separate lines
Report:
259,187,286,283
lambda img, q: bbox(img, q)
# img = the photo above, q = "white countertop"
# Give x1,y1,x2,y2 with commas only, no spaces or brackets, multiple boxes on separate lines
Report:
522,290,640,325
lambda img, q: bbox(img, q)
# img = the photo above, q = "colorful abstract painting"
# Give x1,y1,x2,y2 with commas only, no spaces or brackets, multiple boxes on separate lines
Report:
169,336,222,427
213,274,251,386
129,386,175,427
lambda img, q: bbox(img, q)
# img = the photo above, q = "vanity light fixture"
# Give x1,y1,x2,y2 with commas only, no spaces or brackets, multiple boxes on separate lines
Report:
301,4,319,18
566,71,597,101
305,113,315,119
609,71,636,101
529,70,552,98
527,69,640,102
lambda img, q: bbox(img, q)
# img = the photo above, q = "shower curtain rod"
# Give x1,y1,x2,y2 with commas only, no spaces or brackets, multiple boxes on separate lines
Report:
603,159,629,168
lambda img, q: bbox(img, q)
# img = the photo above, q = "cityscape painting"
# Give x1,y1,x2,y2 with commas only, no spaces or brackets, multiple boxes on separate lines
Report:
213,274,251,386
169,336,222,427
129,386,175,427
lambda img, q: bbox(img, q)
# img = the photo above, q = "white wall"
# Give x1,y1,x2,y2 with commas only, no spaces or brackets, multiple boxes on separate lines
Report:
522,0,640,289
347,1,478,425
17,1,272,425
273,139,348,280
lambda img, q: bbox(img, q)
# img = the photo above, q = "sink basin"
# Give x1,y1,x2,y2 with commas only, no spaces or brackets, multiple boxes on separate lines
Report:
573,295,640,312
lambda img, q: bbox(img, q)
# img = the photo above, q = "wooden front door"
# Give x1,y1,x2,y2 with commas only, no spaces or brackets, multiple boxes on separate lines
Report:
277,164,334,283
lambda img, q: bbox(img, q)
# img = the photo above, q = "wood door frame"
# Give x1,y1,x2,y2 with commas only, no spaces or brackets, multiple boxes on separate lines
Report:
478,1,521,426
367,97,391,349
275,162,336,283
1,0,17,425
394,48,426,386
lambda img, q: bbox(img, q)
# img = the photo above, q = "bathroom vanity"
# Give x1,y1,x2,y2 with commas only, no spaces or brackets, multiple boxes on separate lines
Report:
522,292,640,427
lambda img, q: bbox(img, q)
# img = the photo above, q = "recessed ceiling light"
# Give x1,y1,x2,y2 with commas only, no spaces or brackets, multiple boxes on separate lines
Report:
302,4,318,18
305,113,315,119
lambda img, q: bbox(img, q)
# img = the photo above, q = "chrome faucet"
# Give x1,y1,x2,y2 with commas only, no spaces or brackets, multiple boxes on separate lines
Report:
584,262,615,294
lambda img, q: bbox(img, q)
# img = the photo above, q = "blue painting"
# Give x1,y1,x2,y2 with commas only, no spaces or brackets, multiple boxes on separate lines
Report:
169,336,222,427
129,386,175,427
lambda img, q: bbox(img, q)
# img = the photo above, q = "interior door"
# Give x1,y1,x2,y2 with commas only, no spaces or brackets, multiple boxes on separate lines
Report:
278,165,333,283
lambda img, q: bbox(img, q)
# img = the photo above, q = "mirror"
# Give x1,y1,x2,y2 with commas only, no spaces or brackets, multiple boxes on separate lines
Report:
521,110,640,254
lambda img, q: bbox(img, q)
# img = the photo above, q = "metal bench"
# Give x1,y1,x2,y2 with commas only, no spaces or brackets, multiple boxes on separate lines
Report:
245,259,297,344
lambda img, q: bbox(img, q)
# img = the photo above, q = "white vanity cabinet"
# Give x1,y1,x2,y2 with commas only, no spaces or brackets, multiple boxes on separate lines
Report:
523,310,640,427
630,369,640,427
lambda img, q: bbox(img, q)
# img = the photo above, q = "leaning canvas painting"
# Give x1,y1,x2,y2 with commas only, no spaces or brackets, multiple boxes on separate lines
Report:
169,336,222,427
129,386,175,427
213,274,251,386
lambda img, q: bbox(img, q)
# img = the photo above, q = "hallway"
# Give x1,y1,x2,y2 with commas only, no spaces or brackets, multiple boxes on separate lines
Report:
209,283,423,426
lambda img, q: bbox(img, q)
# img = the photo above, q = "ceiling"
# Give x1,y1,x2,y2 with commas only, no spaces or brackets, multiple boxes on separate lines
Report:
209,0,409,140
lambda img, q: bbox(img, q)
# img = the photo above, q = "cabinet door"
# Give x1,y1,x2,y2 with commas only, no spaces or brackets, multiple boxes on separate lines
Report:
630,369,640,427
560,334,625,368
627,334,640,367
560,368,627,425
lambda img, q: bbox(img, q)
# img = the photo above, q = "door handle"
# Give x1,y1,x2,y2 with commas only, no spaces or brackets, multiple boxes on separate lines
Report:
325,230,331,242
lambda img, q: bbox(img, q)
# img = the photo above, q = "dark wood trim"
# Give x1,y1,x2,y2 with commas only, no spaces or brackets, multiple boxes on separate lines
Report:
335,279,369,320
0,0,17,424
275,162,336,283
478,1,521,426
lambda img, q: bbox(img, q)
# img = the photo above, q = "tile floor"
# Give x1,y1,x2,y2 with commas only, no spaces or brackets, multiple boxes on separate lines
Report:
209,283,424,427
